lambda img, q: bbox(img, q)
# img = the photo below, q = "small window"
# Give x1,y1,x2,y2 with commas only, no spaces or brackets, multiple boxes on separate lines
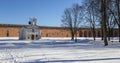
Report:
32,29,34,32
36,35,38,37
7,30,9,37
46,33,48,37
66,34,68,37
97,31,101,37
114,31,118,37
84,31,87,37
28,37,30,39
88,31,92,37
79,31,82,37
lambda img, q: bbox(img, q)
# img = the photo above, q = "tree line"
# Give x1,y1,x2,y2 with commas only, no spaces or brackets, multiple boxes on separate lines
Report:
61,0,120,46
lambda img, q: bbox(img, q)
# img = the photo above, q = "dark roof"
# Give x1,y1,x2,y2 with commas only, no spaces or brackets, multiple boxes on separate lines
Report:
0,24,26,27
0,24,118,30
0,24,63,29
0,24,42,27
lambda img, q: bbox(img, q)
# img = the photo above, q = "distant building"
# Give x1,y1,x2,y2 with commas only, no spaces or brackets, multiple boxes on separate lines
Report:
19,18,41,40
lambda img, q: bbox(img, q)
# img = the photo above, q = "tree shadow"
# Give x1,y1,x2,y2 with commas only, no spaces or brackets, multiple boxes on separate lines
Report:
75,39,92,43
0,39,120,50
21,57,120,63
0,39,76,49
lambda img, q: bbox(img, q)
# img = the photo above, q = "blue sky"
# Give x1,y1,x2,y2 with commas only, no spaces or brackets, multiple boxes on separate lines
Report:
0,0,82,26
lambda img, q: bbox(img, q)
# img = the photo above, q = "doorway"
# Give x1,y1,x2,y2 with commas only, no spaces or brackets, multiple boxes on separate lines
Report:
31,35,34,40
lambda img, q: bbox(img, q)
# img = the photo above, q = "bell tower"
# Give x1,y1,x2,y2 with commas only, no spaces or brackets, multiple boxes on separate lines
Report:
28,18,37,26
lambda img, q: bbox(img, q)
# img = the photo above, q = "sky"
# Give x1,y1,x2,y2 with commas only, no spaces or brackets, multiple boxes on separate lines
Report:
0,0,83,26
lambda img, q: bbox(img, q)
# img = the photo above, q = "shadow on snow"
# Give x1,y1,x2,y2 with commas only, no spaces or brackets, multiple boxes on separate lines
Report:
0,39,119,49
21,57,120,63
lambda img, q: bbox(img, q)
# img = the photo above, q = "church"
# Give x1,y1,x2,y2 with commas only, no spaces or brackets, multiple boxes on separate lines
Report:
19,18,41,40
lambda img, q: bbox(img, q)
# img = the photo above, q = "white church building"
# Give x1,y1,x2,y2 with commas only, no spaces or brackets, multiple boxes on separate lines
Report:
19,18,41,40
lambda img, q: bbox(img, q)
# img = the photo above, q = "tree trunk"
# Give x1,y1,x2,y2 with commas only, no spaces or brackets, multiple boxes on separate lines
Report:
92,28,96,41
118,25,120,42
71,30,74,40
108,28,111,41
75,32,77,42
101,0,108,46
101,21,104,40
71,35,74,40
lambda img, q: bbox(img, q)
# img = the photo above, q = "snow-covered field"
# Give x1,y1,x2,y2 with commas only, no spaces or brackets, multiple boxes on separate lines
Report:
0,37,120,63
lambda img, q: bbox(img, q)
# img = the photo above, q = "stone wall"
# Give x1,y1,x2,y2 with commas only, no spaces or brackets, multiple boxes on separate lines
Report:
0,24,119,37
0,27,20,37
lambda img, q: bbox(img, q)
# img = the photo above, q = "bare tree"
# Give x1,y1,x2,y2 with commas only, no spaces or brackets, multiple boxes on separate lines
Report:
61,8,74,40
107,0,120,42
85,0,101,40
61,4,84,41
83,0,119,45
107,14,116,41
116,0,120,42
83,0,103,41
104,0,116,41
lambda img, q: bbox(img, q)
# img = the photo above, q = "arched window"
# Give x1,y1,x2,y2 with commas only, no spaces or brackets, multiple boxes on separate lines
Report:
36,35,38,37
84,31,87,37
79,31,82,37
46,33,48,37
6,30,9,37
111,30,113,37
114,31,118,37
66,34,68,37
97,31,101,37
88,31,92,37
32,29,34,32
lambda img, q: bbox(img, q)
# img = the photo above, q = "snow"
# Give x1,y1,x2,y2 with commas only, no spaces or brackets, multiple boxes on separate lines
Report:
0,37,120,63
